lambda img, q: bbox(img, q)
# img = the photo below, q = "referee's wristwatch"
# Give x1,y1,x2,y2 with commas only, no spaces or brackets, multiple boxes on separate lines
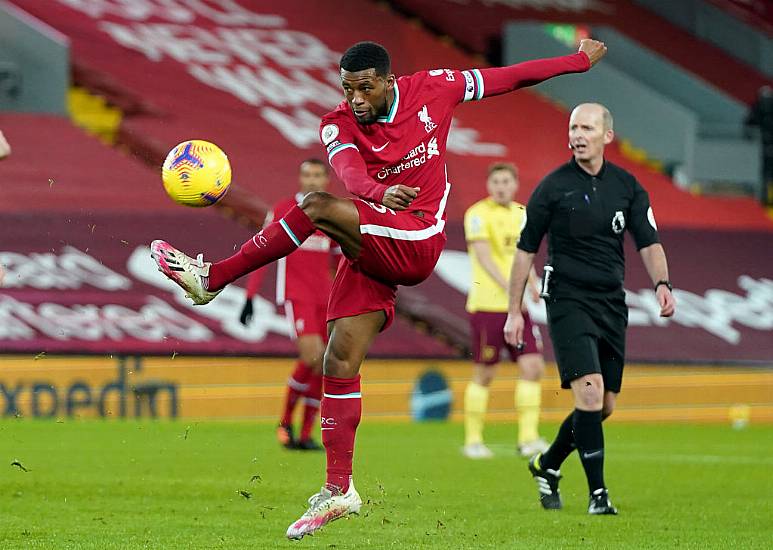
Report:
654,280,673,292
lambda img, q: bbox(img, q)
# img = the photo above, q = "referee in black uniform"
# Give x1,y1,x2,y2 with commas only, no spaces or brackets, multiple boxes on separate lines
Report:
504,103,675,515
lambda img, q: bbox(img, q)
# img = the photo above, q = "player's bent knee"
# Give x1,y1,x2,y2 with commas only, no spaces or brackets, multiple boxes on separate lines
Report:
300,191,336,223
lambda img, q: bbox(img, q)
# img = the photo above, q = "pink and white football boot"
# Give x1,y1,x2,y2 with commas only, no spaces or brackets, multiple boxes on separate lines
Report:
285,482,362,540
150,240,221,305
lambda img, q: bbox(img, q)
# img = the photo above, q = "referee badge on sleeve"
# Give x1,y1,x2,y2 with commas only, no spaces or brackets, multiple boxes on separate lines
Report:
647,206,658,230
612,211,625,234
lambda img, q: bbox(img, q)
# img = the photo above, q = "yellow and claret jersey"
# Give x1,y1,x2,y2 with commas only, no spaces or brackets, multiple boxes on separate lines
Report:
464,197,526,313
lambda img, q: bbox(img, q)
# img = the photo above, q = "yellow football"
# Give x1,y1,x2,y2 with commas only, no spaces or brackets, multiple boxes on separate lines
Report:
161,139,232,207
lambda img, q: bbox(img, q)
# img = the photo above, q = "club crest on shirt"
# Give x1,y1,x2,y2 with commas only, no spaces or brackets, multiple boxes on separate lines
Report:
612,210,625,234
418,105,437,133
321,124,339,145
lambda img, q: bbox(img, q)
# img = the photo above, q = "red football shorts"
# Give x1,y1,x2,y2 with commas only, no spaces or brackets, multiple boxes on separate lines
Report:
326,199,446,331
470,310,542,365
283,300,328,339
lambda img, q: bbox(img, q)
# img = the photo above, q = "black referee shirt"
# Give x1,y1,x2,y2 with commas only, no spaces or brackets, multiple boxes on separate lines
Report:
518,157,659,291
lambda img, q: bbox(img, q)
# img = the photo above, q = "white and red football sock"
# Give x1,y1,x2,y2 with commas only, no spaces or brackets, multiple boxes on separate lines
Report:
281,361,312,427
321,375,361,493
300,372,323,441
208,205,316,291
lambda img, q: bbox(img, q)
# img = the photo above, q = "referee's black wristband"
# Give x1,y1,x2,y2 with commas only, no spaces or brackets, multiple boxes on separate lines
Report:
654,280,673,292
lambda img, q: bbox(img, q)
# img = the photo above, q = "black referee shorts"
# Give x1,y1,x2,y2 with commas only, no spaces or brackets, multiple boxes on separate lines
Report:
546,289,627,393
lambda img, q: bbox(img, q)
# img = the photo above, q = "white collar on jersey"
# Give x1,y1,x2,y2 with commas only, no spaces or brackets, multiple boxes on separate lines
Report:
375,81,400,124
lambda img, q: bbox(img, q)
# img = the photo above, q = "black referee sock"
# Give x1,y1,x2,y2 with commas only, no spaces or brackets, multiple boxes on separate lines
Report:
539,412,576,471
573,409,606,493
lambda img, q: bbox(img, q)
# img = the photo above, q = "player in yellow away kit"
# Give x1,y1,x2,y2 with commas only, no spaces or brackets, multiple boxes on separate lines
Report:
463,163,549,459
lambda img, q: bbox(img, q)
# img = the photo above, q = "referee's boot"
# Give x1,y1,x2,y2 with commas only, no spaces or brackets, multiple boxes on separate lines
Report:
528,453,563,510
588,488,618,515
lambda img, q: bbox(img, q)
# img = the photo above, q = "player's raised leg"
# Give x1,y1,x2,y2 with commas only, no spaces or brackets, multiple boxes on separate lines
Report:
286,310,385,540
150,192,361,304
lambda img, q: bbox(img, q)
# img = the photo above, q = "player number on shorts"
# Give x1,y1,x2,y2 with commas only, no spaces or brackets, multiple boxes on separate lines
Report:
363,200,396,215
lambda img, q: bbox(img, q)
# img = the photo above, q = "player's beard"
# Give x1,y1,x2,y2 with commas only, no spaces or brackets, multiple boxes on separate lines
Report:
358,99,388,125
357,112,377,125
356,108,380,125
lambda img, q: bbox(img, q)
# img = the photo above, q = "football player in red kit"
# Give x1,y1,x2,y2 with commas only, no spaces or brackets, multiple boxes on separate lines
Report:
151,39,607,539
240,159,339,451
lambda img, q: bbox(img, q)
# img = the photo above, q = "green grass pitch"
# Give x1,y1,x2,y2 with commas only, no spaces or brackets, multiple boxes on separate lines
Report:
1,420,771,549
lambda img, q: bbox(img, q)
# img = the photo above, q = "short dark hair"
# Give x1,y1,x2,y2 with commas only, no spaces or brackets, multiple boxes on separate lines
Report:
300,158,328,173
340,41,391,76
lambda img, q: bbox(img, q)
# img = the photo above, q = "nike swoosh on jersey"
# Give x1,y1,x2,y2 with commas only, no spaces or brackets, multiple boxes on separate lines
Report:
371,141,390,152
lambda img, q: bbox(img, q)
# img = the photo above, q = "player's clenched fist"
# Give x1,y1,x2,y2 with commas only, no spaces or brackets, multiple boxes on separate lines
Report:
578,39,607,67
382,185,420,211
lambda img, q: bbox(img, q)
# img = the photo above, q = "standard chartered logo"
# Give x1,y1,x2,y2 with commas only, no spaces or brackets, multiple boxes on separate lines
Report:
377,138,439,180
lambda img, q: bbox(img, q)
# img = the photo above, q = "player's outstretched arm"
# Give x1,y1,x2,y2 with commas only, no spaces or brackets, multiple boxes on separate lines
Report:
578,38,607,67
468,39,606,100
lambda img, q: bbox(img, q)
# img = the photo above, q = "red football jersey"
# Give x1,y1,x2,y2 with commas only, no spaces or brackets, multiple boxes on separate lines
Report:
319,54,590,223
246,194,339,306
320,68,484,224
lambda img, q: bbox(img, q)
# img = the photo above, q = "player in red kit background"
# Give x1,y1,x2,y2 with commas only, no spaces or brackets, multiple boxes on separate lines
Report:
239,159,339,451
150,39,607,539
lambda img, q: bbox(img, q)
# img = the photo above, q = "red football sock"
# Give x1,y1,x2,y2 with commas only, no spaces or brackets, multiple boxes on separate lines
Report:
300,372,323,441
281,361,312,427
207,205,316,291
321,375,361,493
